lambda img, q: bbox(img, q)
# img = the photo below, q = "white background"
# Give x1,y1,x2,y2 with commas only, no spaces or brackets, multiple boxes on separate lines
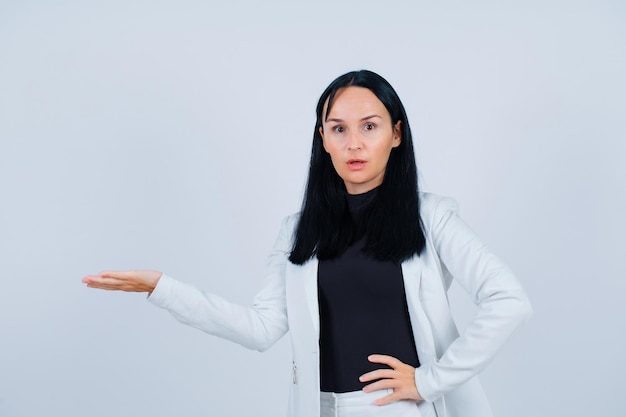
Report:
1,1,624,416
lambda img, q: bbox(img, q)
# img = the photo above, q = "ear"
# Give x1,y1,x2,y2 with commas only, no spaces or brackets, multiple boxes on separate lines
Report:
392,120,402,148
319,126,329,153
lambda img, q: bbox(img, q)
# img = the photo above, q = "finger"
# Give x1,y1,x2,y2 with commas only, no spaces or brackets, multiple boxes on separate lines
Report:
84,276,126,289
98,270,136,279
368,354,403,368
373,391,400,406
359,369,397,382
83,275,120,282
85,279,133,291
81,275,97,283
362,378,397,393
86,282,122,291
82,275,102,285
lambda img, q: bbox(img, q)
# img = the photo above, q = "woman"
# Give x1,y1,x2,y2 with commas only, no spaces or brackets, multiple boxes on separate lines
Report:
82,70,532,417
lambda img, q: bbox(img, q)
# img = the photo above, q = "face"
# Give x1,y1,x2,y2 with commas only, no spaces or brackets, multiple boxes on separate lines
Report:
319,86,401,195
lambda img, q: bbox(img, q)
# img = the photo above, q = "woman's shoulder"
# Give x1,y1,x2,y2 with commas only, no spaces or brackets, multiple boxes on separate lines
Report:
419,191,459,211
282,212,301,229
276,212,301,244
418,192,460,230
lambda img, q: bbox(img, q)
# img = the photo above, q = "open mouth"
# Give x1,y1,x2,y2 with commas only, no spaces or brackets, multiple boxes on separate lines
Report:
348,159,366,166
347,159,366,169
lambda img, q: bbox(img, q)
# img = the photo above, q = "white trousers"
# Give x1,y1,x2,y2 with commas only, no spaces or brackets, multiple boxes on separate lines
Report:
320,389,437,417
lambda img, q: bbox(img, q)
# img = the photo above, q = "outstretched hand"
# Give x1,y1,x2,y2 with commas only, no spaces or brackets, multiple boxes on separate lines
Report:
359,354,423,406
82,270,162,293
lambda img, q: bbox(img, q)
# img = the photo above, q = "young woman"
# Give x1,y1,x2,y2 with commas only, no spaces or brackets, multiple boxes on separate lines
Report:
82,70,532,417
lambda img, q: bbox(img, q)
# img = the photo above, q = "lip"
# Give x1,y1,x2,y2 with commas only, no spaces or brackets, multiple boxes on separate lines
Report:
346,159,367,170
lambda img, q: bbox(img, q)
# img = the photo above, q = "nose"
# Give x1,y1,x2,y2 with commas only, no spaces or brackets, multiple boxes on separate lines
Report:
346,131,362,151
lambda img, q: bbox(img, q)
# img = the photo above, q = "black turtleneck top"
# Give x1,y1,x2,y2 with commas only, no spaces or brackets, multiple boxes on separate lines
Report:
317,187,420,393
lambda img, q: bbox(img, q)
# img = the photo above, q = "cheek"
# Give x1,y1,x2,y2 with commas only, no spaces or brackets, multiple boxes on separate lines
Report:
374,142,394,160
324,146,346,173
324,142,341,159
327,151,343,168
322,135,340,156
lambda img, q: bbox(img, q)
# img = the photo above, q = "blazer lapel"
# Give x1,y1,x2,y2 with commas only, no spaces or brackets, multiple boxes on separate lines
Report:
301,258,320,335
402,256,438,364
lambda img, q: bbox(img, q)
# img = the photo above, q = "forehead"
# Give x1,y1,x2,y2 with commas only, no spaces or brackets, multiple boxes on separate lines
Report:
324,86,389,120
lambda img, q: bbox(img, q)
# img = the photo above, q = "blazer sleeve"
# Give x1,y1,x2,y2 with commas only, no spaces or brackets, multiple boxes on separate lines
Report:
146,216,293,352
413,196,533,402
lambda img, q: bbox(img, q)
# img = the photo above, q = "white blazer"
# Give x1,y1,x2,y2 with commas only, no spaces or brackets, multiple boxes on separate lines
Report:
148,193,532,417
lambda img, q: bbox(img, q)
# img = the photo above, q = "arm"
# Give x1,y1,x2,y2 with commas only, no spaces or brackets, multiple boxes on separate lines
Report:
413,196,533,402
82,216,293,352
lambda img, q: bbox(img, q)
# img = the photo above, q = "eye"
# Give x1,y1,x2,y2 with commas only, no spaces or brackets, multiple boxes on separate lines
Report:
332,126,345,133
364,123,375,131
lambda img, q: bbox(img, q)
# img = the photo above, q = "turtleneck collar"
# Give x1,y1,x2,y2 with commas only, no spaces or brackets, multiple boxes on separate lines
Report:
346,186,379,213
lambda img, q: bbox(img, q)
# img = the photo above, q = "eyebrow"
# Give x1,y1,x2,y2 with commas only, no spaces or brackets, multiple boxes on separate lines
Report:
325,115,383,123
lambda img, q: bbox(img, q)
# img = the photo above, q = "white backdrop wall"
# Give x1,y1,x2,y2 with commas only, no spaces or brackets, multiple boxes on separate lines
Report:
0,1,624,416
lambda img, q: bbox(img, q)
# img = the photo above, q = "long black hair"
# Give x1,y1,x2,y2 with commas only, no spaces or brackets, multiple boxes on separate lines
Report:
288,70,426,265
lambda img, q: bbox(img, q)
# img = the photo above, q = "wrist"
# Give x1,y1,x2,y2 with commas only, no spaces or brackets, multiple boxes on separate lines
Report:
146,270,162,293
